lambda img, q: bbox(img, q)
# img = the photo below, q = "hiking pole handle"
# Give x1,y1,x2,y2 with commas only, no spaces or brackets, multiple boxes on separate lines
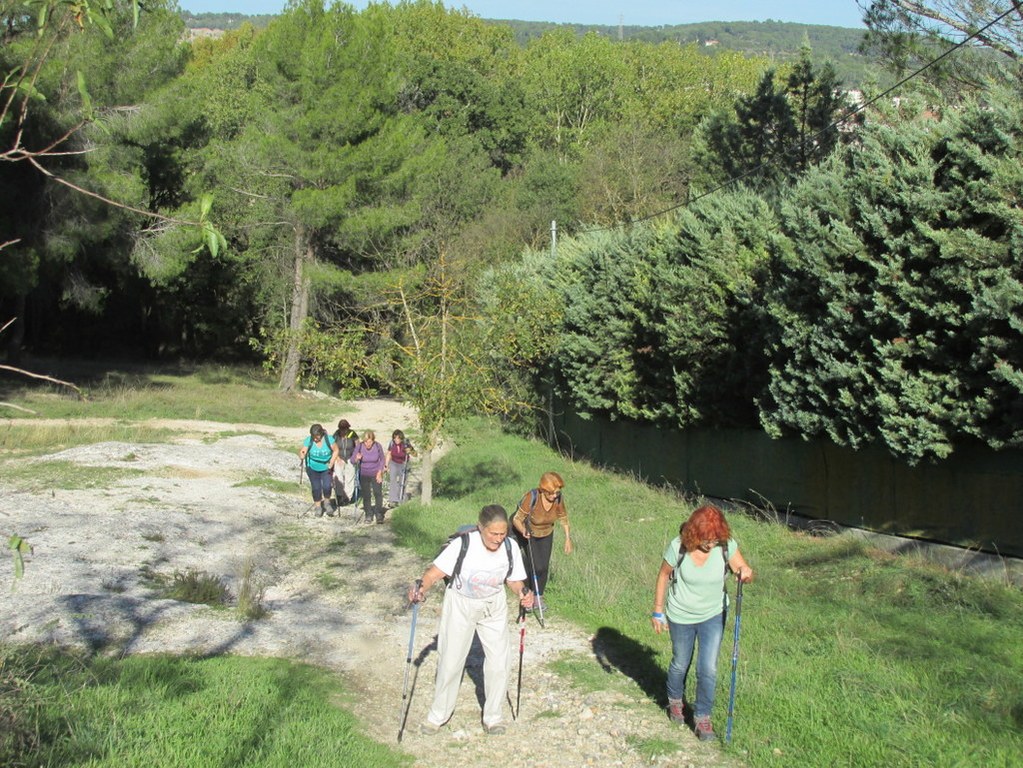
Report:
408,578,425,606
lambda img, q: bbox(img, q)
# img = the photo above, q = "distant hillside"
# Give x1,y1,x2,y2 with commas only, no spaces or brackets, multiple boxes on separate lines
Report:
182,11,274,31
498,19,870,84
181,12,870,84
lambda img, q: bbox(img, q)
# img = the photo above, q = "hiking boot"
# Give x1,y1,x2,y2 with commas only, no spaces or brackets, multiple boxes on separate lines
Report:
484,722,506,736
316,502,325,518
376,514,386,524
419,721,441,736
694,716,715,741
668,698,688,725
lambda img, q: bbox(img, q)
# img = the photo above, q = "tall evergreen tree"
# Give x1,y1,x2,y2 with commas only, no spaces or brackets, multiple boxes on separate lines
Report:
698,45,847,192
762,94,1023,462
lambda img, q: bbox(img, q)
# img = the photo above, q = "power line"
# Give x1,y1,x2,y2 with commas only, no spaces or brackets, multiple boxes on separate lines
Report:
576,4,1021,236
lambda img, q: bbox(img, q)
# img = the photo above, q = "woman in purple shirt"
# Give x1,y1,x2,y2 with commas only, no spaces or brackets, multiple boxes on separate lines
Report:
351,430,386,524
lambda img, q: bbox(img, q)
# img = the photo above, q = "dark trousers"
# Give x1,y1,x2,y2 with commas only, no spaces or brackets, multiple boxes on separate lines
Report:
360,475,383,520
306,467,332,503
516,531,554,595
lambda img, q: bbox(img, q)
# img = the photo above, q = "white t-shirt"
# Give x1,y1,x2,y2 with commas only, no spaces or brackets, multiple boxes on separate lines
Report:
434,529,527,599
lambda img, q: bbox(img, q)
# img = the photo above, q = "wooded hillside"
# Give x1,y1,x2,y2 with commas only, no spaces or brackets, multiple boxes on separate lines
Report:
3,0,1021,468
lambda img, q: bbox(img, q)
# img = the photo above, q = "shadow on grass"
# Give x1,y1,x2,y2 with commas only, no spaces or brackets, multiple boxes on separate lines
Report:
591,626,667,707
433,459,522,500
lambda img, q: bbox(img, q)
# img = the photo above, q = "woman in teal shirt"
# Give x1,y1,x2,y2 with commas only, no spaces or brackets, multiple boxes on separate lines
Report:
299,423,339,517
650,504,753,742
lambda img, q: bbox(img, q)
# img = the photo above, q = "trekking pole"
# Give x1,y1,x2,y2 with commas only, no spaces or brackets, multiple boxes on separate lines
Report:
513,601,527,719
397,580,422,742
350,463,362,521
524,523,545,628
400,457,411,502
298,456,305,486
725,578,745,744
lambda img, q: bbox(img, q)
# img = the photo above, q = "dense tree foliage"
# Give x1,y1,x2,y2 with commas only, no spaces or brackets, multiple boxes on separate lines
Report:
486,85,1023,463
6,0,1022,470
1,0,189,360
697,45,850,192
761,95,1023,462
504,191,779,429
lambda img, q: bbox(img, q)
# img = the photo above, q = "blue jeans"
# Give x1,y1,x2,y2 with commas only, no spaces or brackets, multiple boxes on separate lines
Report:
667,612,725,718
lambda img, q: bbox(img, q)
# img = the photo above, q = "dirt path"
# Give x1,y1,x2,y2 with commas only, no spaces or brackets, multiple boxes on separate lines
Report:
0,400,739,768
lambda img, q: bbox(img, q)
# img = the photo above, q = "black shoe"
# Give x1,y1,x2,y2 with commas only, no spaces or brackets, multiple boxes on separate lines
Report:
316,503,325,518
376,515,386,524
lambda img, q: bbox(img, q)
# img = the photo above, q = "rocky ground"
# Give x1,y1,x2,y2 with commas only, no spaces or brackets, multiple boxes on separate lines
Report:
0,399,740,768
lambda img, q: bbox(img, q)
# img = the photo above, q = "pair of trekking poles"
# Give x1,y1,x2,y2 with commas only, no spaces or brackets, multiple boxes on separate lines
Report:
396,584,531,743
397,579,746,743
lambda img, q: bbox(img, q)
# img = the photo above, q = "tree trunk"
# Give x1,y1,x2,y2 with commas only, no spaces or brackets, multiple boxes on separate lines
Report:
418,426,442,505
279,225,312,392
419,447,433,505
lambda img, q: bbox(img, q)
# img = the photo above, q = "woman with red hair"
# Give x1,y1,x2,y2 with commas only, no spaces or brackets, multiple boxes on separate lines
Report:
650,504,753,742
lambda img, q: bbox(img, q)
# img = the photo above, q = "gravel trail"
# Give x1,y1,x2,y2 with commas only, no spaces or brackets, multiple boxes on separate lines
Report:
1,399,741,768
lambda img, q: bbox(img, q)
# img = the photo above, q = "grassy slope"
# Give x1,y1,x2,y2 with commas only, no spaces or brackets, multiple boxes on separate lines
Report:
393,418,1023,768
3,369,1021,766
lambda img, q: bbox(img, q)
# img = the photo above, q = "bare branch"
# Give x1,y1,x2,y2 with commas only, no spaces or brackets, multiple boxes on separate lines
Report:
25,156,200,228
0,402,38,415
0,365,85,399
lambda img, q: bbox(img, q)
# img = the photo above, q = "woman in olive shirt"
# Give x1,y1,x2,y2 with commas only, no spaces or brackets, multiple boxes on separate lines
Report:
511,471,573,610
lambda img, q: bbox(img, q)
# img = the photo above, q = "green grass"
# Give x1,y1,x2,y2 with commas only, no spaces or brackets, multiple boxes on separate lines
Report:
233,475,302,494
626,734,685,761
0,460,148,492
0,361,341,428
4,370,1021,767
0,424,180,455
162,569,231,607
0,647,408,768
393,417,1023,768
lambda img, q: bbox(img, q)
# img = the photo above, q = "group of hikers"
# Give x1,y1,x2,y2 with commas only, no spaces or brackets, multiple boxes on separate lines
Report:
304,421,755,745
298,420,416,524
403,474,754,745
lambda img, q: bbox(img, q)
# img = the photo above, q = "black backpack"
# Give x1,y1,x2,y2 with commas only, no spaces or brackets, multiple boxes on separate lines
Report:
441,525,514,589
334,430,358,460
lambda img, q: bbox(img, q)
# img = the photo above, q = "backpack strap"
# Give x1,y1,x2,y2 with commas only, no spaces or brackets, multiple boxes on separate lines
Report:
669,542,730,596
669,548,686,592
503,537,513,582
448,531,472,590
522,489,539,535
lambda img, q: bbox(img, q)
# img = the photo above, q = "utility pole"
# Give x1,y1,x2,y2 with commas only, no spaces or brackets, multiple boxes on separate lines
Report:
550,220,557,258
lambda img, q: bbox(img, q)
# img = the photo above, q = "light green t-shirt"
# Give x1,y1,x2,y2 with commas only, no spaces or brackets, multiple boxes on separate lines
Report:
662,537,736,624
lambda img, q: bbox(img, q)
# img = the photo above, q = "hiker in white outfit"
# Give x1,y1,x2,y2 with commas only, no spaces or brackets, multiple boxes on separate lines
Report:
409,505,534,736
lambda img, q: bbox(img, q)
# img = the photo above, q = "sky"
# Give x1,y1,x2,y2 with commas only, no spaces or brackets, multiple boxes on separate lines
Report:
177,1,867,29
